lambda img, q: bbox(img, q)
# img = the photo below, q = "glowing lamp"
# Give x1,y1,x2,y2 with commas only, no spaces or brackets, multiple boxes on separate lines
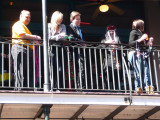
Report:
99,4,109,12
9,2,14,6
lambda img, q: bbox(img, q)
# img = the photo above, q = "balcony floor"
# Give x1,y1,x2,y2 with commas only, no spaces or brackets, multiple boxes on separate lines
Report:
0,90,160,120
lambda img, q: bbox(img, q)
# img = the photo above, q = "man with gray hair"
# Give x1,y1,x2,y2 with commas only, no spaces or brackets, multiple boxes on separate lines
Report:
12,10,41,89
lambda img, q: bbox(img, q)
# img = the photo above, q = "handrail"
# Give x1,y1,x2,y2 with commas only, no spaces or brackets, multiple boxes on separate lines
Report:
0,38,160,94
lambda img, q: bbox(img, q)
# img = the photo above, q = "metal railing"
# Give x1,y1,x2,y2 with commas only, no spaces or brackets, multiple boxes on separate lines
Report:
0,38,160,93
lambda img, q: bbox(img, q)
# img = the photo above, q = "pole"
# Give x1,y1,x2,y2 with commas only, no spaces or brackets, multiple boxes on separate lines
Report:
43,105,51,120
42,0,50,92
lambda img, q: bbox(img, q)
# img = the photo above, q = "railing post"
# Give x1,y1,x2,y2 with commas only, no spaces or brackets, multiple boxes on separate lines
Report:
42,0,50,92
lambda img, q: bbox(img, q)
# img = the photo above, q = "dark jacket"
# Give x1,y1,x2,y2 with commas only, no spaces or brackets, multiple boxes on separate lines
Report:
129,29,148,51
129,29,143,46
66,23,84,41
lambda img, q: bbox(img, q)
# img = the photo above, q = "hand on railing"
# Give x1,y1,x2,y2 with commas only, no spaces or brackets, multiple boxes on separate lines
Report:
33,35,41,44
137,33,148,43
148,37,154,51
56,33,69,41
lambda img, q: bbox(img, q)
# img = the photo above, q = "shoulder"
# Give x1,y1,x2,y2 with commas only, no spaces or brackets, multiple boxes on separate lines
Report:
60,24,65,27
130,29,141,35
69,23,74,29
130,29,137,34
48,23,52,28
12,21,23,28
60,24,66,29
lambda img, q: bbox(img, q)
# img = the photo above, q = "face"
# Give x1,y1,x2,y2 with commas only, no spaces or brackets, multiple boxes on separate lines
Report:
140,26,144,32
56,18,63,25
72,15,81,26
109,30,114,35
20,12,31,25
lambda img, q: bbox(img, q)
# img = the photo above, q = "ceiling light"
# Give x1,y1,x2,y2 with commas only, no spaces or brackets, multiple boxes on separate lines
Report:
9,1,14,6
99,4,109,12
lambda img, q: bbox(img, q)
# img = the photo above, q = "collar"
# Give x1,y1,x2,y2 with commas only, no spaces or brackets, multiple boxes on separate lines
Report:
71,23,80,28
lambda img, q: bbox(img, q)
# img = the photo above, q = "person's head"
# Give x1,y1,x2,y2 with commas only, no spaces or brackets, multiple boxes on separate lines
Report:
132,19,144,32
107,25,116,35
51,11,63,26
19,10,31,26
70,11,81,26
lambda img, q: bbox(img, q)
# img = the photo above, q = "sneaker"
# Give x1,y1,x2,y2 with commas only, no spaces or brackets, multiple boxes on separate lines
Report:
145,86,154,94
136,87,143,94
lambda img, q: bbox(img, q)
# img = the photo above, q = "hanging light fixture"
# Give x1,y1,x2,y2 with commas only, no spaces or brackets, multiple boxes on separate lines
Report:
99,4,109,12
9,0,14,6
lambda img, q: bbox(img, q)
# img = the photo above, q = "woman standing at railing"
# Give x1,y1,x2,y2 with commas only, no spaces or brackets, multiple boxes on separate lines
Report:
48,11,67,90
128,19,153,94
101,25,122,90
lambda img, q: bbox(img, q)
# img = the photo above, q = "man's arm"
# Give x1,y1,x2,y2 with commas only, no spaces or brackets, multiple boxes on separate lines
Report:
19,33,41,40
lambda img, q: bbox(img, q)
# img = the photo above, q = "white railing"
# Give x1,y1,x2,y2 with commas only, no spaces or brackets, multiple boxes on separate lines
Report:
0,38,160,93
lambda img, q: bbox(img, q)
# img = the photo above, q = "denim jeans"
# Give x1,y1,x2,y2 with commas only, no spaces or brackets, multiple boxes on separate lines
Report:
128,51,151,90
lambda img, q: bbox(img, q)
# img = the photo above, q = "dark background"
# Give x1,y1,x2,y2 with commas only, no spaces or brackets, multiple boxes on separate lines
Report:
0,0,146,43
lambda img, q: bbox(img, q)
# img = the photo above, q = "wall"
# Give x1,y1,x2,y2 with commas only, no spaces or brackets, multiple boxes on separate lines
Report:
144,1,160,89
144,1,160,45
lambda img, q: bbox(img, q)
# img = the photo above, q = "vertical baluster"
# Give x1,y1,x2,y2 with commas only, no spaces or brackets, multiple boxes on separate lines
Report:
127,50,132,92
105,49,110,90
153,51,159,91
9,44,11,87
148,51,152,87
2,43,4,87
27,45,29,88
94,48,99,89
56,46,59,89
21,45,24,88
110,48,115,90
33,45,35,88
67,46,71,89
61,46,65,89
116,49,121,90
78,47,82,89
49,45,54,89
72,47,77,89
39,45,42,88
100,48,104,90
83,47,87,89
121,46,127,92
89,48,93,89
139,52,143,89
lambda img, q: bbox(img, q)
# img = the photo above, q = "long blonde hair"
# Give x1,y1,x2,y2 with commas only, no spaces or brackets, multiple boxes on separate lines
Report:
51,11,63,31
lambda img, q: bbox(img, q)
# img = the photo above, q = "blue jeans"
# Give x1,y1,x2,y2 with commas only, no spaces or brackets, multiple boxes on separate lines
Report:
128,51,151,90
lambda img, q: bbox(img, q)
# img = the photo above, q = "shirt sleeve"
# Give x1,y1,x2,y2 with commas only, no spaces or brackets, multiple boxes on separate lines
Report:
13,22,26,36
129,30,138,45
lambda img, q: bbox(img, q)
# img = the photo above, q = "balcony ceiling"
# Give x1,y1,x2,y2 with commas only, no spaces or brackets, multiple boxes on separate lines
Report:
0,103,160,120
1,0,144,27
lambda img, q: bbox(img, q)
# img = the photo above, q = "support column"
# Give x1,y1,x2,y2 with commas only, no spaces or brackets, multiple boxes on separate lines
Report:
42,0,50,92
43,105,51,120
0,0,2,20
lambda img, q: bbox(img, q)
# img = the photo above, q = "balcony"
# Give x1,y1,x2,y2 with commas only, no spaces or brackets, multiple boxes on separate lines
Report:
0,38,160,120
